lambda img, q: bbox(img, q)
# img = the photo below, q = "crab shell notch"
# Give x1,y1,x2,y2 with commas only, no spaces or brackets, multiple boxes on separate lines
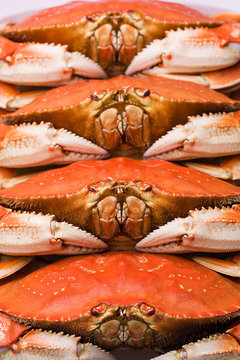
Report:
0,252,239,358
1,75,240,167
0,158,240,258
0,0,218,76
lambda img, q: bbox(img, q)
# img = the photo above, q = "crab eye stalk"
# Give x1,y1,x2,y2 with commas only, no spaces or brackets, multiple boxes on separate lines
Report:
91,90,107,100
135,88,150,97
137,182,152,192
88,181,106,193
91,303,108,317
86,11,102,21
139,302,155,316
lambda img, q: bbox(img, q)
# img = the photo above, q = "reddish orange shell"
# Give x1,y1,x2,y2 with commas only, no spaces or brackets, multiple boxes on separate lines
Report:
213,23,240,43
0,158,239,199
0,36,20,60
5,76,238,116
0,252,239,321
213,12,240,22
4,0,216,32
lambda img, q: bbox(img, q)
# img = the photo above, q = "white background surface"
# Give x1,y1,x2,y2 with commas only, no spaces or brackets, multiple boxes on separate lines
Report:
0,0,239,359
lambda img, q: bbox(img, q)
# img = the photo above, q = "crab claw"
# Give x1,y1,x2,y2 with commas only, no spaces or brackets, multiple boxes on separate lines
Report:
136,204,240,253
0,207,107,255
152,326,240,359
144,111,240,160
126,24,240,76
0,122,108,167
0,329,115,360
0,36,107,86
191,253,240,277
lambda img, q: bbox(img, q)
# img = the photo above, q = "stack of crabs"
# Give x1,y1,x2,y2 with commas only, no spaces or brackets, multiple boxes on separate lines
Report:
0,0,240,359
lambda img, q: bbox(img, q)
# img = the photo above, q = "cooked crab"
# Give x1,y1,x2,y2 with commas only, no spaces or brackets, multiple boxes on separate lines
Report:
0,76,240,167
0,0,218,77
0,252,239,359
0,157,239,274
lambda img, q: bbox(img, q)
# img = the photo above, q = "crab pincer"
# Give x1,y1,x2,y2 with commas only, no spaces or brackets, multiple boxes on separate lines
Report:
0,35,107,86
126,23,240,76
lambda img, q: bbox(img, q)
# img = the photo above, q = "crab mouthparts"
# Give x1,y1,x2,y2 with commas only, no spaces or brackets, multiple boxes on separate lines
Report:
88,18,143,73
92,194,151,242
95,318,151,349
91,306,154,349
95,103,151,153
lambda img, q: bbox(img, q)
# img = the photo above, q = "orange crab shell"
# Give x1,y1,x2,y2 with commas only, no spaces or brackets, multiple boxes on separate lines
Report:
0,252,239,319
0,157,240,199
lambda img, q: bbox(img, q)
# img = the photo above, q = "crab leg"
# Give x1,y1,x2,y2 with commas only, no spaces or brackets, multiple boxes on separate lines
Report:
0,315,114,360
0,207,107,255
144,111,240,161
152,325,240,359
0,36,106,86
0,122,108,167
0,166,43,190
184,155,240,181
126,24,240,75
136,204,240,254
0,81,46,111
0,255,33,279
0,171,42,189
191,253,240,277
142,62,240,93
